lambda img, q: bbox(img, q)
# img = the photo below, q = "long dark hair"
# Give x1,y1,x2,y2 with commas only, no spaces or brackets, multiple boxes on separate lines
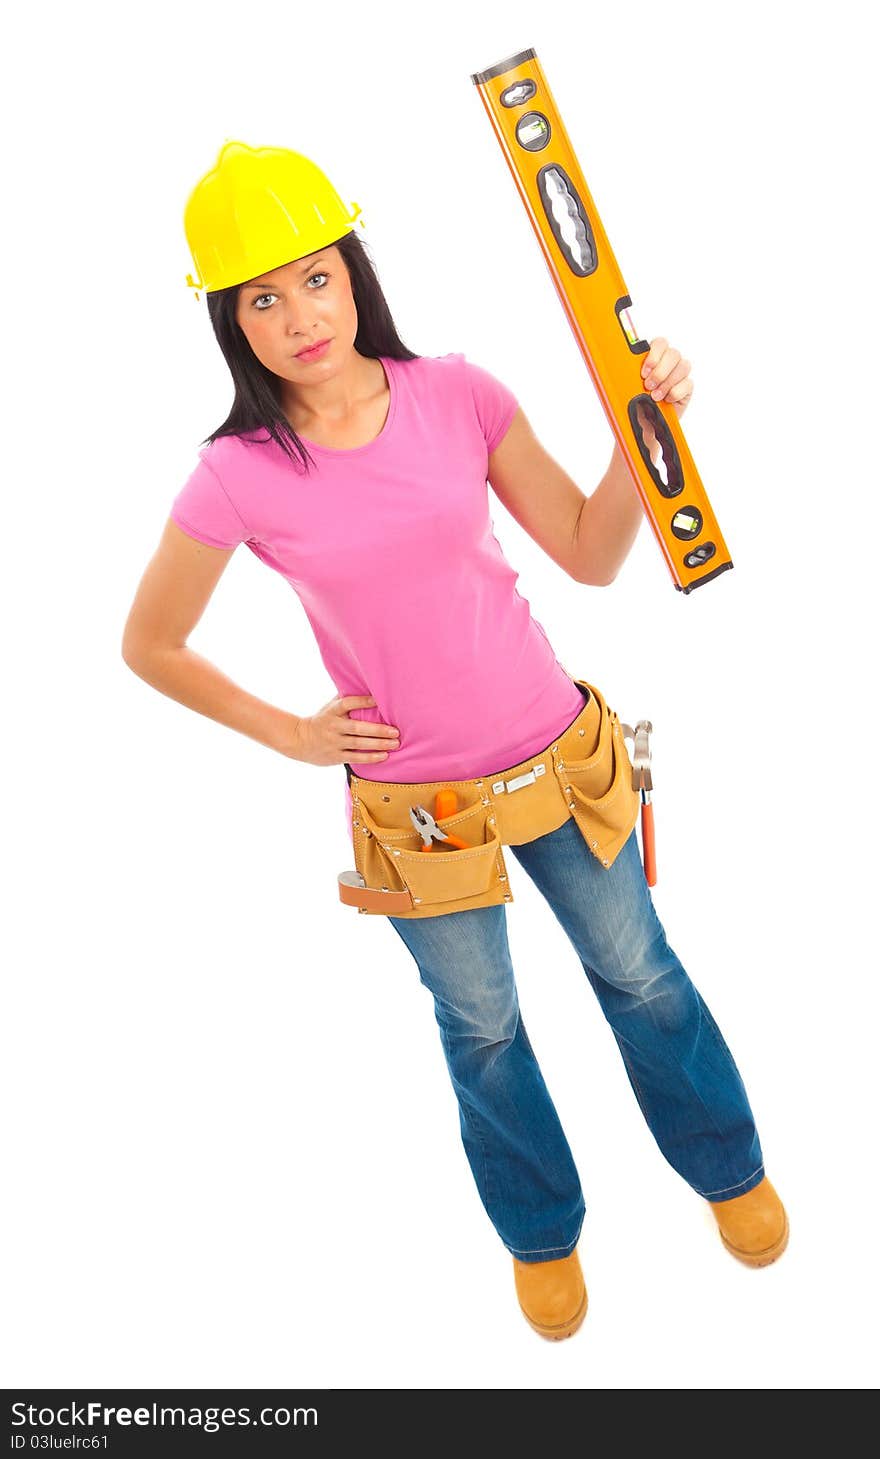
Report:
201,229,420,472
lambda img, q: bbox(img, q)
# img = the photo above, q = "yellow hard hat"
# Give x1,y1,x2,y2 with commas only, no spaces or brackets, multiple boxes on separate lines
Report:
183,139,364,298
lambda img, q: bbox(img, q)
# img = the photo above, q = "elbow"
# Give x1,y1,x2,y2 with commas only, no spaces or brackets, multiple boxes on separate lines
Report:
121,625,147,671
121,640,146,677
121,613,143,670
571,565,615,588
570,503,616,586
121,633,169,676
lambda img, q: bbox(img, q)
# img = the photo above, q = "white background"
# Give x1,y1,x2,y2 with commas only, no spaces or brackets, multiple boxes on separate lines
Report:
4,0,876,1391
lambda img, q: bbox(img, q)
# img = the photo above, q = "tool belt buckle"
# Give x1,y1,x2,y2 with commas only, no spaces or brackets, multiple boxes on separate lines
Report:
491,763,546,795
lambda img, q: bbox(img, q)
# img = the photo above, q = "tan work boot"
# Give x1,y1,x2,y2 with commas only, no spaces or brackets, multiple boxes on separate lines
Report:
708,1175,789,1267
512,1248,588,1340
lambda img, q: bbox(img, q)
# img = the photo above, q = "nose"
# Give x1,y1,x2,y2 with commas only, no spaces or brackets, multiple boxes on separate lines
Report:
281,298,320,336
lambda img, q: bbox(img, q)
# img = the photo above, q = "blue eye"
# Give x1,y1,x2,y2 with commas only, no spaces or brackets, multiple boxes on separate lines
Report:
253,273,328,309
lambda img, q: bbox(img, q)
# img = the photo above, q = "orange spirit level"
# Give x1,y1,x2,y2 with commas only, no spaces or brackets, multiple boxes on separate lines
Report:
471,48,732,594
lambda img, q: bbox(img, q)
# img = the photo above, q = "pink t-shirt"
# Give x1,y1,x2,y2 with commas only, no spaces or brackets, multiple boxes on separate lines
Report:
169,351,586,842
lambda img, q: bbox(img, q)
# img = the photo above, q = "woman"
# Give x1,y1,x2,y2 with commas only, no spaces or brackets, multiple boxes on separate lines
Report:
122,141,788,1342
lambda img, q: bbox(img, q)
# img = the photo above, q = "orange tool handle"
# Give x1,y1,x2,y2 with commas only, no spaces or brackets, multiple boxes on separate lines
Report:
435,790,459,818
418,790,469,851
641,802,657,886
420,832,469,852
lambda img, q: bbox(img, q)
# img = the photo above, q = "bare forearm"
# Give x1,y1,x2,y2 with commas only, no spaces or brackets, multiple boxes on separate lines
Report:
123,644,298,755
574,442,645,585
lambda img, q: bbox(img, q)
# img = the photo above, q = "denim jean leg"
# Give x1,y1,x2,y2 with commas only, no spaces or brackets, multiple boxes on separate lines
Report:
510,820,765,1201
387,903,585,1261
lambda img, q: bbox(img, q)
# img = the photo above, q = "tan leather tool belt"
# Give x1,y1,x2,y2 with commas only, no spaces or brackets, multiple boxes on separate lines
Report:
338,678,641,919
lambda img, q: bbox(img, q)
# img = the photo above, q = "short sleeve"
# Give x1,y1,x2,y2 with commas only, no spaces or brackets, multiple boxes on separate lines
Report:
169,451,249,550
463,356,519,454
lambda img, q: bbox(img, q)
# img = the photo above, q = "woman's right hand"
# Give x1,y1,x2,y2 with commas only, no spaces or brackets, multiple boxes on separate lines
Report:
288,694,400,767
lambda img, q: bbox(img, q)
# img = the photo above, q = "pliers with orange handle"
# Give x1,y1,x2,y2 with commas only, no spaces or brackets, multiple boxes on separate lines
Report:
409,801,469,852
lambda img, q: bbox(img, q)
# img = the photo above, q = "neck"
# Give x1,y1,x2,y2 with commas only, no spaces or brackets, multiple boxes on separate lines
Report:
282,349,381,429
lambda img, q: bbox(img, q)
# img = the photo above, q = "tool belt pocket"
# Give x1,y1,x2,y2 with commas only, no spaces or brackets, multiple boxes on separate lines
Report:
556,704,639,867
355,794,506,911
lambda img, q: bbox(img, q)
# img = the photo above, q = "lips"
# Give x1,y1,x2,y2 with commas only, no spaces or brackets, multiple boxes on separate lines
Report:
296,338,330,358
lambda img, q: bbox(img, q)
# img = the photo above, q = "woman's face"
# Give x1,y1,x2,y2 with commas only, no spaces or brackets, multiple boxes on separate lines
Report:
234,244,357,381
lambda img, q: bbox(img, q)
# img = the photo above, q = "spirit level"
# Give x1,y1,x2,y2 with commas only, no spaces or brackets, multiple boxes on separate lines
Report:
471,47,733,593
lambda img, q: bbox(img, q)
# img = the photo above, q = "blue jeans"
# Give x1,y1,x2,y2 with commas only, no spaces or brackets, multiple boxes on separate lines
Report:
388,817,765,1263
